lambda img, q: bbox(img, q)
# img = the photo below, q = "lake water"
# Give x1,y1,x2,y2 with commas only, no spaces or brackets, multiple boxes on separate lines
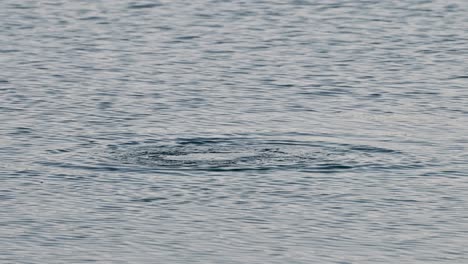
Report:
1,0,468,263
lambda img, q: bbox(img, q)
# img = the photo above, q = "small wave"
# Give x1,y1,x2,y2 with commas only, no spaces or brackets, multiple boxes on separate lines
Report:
128,2,162,9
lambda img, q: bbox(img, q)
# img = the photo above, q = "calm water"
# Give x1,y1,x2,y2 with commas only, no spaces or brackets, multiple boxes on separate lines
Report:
1,0,468,263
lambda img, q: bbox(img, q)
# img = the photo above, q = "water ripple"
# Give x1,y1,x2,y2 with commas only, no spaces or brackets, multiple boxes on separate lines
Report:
112,137,419,172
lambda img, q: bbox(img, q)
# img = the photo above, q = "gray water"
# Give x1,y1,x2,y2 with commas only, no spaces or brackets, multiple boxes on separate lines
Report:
1,0,468,263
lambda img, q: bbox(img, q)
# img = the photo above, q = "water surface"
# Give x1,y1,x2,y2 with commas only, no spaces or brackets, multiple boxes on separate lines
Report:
1,0,468,263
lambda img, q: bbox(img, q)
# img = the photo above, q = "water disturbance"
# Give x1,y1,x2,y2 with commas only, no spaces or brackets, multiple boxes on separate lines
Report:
113,137,414,172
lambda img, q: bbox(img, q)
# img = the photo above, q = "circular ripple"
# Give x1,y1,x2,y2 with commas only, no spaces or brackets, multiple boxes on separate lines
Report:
112,137,419,172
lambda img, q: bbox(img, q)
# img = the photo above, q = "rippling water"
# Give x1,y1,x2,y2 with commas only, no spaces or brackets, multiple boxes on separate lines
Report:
1,0,468,263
